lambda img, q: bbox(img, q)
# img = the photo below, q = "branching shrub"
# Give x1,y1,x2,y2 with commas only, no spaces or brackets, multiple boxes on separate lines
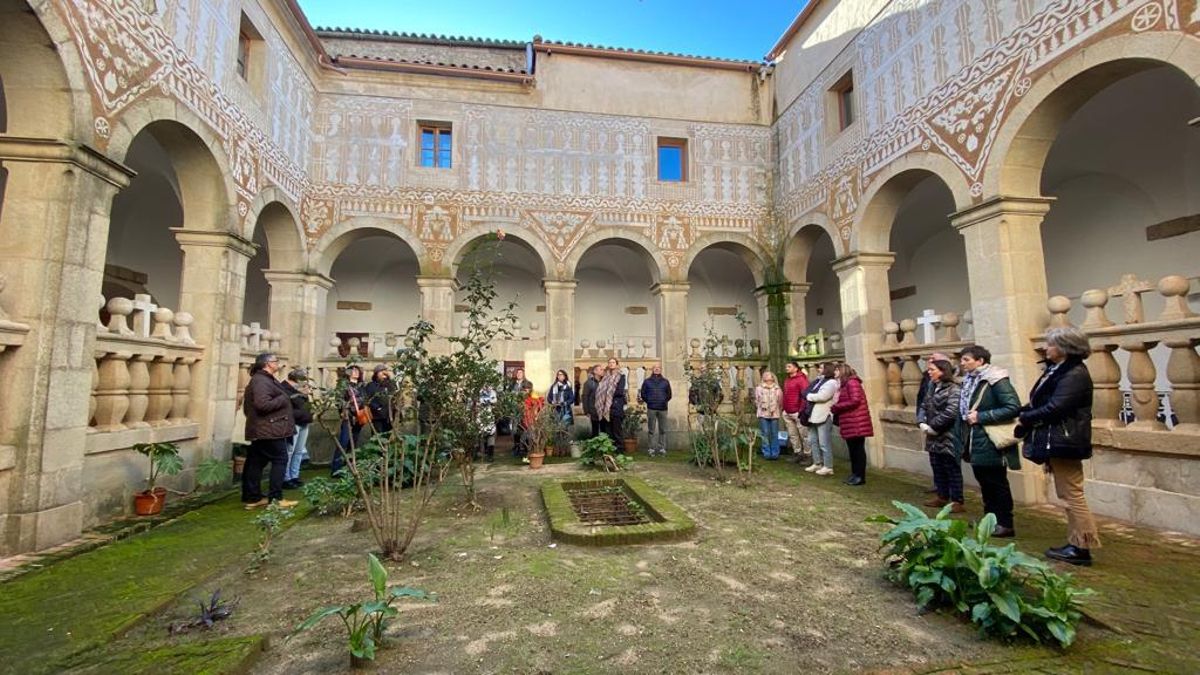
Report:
302,474,361,517
868,501,1094,647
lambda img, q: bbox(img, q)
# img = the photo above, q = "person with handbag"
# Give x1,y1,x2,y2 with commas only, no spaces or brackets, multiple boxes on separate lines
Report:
958,345,1021,537
1017,327,1100,566
919,359,964,510
333,365,366,476
804,363,840,476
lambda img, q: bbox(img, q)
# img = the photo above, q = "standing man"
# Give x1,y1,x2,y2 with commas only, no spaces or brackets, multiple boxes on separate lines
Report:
242,353,298,509
780,361,809,462
280,367,312,490
581,364,603,438
639,364,672,456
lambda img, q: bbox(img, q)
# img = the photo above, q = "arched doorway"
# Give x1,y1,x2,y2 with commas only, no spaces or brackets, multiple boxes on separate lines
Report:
783,222,843,347
322,229,422,358
687,244,763,353
574,239,662,361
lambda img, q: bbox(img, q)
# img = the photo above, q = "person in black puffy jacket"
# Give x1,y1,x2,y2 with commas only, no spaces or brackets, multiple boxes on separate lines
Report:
1018,327,1099,567
280,368,312,489
639,364,673,455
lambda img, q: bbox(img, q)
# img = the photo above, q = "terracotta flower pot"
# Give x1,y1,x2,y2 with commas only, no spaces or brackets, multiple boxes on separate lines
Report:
528,452,546,469
134,487,166,516
622,438,638,455
232,456,247,477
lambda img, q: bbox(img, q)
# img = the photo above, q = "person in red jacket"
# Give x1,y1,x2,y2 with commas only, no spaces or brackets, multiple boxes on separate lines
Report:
781,361,810,461
830,363,874,486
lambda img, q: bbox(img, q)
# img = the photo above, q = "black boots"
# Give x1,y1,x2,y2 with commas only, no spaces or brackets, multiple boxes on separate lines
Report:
1045,544,1092,566
843,475,865,486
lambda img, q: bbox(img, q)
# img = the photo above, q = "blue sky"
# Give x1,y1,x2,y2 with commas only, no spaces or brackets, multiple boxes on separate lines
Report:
297,0,807,62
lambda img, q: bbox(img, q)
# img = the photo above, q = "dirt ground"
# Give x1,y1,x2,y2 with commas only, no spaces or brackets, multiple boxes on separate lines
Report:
116,455,1081,674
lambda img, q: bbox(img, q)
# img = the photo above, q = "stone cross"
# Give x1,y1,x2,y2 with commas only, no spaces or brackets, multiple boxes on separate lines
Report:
246,322,265,351
1107,274,1154,324
129,294,158,338
916,309,942,344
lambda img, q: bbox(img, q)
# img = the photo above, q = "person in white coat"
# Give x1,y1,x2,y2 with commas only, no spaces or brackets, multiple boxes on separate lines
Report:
804,363,841,476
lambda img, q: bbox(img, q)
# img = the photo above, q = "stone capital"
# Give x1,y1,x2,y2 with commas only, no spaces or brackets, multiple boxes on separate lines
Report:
415,276,457,290
650,282,690,296
831,251,895,274
261,270,335,290
542,279,578,292
170,228,258,259
951,195,1055,231
0,136,134,189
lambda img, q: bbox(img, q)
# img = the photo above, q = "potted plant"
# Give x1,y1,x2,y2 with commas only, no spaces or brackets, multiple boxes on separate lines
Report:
231,443,249,477
523,401,560,470
132,441,183,515
622,404,646,455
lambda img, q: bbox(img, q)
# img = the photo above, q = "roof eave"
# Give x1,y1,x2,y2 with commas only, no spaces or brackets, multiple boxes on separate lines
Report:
332,56,534,84
765,0,826,62
533,43,759,72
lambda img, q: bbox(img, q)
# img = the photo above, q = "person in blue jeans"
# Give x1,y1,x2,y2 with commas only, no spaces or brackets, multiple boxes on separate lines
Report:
754,371,783,459
280,367,312,489
333,365,365,476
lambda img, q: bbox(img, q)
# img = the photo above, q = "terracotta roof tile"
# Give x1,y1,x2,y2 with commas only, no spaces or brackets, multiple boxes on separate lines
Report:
332,52,527,75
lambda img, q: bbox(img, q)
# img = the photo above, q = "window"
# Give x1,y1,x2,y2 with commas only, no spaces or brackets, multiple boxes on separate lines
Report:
236,31,251,80
831,71,855,130
657,137,688,182
419,123,453,169
236,12,265,96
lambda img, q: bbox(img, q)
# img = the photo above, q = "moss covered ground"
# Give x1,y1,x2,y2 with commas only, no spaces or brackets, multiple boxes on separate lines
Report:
2,455,1196,673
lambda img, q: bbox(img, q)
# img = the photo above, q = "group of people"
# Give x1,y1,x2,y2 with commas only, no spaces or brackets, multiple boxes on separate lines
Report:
240,353,313,509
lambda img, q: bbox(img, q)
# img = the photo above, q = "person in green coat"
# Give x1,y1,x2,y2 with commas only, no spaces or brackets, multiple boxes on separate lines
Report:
957,345,1021,538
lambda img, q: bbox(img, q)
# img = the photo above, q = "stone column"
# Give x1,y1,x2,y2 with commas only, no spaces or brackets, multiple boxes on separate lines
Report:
783,282,811,351
172,229,257,457
262,270,334,369
652,282,689,450
832,251,894,467
543,279,576,371
0,137,132,555
952,196,1053,504
417,276,456,354
754,283,791,374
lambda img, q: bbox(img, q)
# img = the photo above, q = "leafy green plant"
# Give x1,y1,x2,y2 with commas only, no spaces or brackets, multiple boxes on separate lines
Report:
302,474,361,517
868,501,1094,647
622,404,646,438
578,433,631,472
295,553,431,664
249,501,293,569
132,442,183,492
195,456,232,489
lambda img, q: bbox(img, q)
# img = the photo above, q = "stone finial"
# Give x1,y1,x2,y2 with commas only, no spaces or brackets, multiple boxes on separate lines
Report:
530,321,541,334
1047,296,1073,329
151,307,175,341
129,294,158,338
248,322,264,351
105,297,135,336
1156,275,1197,322
899,318,918,346
689,338,700,358
883,321,900,347
96,294,107,333
941,312,961,342
329,335,342,356
173,312,195,345
829,332,844,352
240,324,252,350
1107,274,1154,324
749,339,761,356
269,333,283,353
1080,289,1113,329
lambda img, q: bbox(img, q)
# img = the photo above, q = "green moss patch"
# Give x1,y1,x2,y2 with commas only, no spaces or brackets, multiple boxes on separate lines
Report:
542,475,695,546
58,635,266,675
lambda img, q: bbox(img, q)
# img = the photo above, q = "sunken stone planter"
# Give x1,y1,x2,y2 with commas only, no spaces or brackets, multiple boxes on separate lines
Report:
541,476,695,546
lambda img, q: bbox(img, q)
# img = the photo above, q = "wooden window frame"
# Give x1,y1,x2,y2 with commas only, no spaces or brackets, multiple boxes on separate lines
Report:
418,122,453,169
656,137,689,183
831,71,855,131
236,31,252,80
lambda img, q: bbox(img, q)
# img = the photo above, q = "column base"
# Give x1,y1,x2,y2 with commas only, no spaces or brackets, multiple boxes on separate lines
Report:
2,500,83,556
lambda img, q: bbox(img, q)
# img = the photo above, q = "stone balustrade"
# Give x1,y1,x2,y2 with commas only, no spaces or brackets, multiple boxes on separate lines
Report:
0,273,31,355
875,311,974,411
788,329,845,365
88,296,204,454
577,336,658,360
1038,274,1199,443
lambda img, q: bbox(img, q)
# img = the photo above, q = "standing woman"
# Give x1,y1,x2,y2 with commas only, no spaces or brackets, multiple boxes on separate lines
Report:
919,360,964,506
549,369,576,427
805,363,841,476
334,365,365,476
595,358,627,445
1019,327,1100,566
754,371,783,460
959,345,1021,534
830,363,873,485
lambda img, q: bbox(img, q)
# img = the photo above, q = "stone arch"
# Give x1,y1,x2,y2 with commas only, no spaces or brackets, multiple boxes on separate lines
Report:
0,0,94,141
443,222,554,280
246,187,306,272
108,104,237,234
852,152,973,253
563,227,667,282
315,216,428,277
986,32,1200,197
783,213,840,284
681,232,771,287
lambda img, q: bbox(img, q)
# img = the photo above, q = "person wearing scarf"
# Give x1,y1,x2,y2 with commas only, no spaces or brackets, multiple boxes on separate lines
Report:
595,358,627,444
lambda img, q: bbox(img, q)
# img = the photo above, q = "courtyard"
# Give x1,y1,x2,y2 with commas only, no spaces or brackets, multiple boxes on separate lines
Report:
3,454,1196,673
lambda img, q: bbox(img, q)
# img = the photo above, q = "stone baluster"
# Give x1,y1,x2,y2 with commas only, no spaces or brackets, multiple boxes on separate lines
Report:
105,297,135,336
900,356,923,408
899,319,918,347
1164,337,1200,434
718,365,732,403
1046,296,1073,329
93,350,132,431
348,337,361,357
1156,275,1197,322
169,356,197,423
145,355,175,426
123,354,153,428
1122,340,1164,430
173,312,195,345
150,307,175,341
884,357,904,408
689,338,700,359
270,333,283,353
1087,343,1122,428
941,312,961,342
1080,290,1113,330
883,322,900,348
